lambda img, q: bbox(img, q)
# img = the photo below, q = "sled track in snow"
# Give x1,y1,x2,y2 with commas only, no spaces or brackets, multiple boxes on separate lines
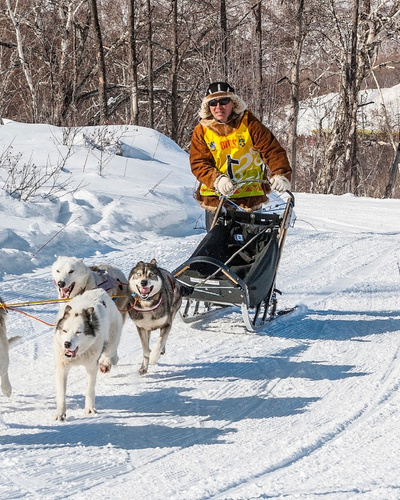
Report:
211,334,400,499
1,229,400,499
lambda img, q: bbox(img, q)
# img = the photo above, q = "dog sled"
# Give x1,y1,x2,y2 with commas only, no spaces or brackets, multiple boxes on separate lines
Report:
173,190,295,332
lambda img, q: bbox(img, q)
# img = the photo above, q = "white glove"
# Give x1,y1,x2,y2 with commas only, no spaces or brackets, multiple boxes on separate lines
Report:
214,175,235,196
270,175,291,193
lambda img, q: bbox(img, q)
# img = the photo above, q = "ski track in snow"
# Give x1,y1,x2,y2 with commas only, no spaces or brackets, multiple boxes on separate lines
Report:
1,223,400,499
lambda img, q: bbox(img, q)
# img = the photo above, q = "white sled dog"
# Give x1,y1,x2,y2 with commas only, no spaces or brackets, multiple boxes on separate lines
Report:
127,259,189,374
54,288,123,421
0,299,21,398
52,256,130,320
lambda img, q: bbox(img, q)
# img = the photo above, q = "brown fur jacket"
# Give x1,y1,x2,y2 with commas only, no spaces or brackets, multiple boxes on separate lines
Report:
189,110,292,211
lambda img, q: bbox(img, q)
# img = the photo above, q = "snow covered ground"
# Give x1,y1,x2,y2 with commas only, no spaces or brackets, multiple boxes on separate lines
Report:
0,120,400,499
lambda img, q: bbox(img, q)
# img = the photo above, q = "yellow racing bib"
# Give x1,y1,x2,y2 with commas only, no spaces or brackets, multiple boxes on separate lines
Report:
200,111,264,198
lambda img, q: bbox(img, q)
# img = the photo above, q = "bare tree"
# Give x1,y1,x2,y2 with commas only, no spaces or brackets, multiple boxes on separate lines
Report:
318,0,400,194
287,0,306,189
5,0,38,121
345,0,360,194
386,142,400,197
88,0,108,124
220,0,228,78
369,60,399,197
253,1,263,119
170,0,179,141
127,0,139,125
146,0,154,128
1,0,400,201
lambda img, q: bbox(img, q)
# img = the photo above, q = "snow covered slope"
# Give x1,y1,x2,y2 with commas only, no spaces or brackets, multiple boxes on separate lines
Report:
1,121,400,499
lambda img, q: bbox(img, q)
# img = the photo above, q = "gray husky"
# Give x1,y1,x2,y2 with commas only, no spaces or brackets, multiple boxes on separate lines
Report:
127,259,186,374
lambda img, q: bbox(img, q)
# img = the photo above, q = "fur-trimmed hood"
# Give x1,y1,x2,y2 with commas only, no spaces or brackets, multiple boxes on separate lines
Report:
199,94,247,120
199,81,247,120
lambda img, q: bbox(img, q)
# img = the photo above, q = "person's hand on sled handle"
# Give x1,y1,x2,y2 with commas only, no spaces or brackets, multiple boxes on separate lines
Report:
270,174,291,193
214,175,235,196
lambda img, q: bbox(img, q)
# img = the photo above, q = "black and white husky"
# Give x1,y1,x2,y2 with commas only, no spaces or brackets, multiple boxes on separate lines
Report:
0,299,21,398
127,259,184,374
54,288,123,421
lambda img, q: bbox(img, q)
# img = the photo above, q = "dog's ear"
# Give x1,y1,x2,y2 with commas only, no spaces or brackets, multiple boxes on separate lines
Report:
59,305,72,322
57,305,71,328
86,307,95,316
150,258,157,265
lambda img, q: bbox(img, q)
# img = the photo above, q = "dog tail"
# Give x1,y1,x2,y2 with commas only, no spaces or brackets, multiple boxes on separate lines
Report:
178,283,194,298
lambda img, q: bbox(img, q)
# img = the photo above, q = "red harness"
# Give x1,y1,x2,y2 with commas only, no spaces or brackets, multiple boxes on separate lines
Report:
131,296,163,312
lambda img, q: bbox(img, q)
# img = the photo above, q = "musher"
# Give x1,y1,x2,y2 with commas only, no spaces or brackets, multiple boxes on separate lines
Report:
190,81,292,230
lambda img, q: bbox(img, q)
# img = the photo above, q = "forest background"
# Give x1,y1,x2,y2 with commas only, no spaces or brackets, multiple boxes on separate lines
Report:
1,0,400,198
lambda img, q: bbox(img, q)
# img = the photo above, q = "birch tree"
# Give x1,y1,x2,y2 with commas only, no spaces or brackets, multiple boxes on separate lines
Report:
5,0,38,122
318,0,400,194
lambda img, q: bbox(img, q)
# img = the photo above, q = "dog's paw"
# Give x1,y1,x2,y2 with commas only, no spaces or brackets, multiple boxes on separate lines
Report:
1,386,12,398
138,365,148,375
85,406,97,415
98,354,112,373
138,355,150,375
1,376,12,398
54,413,67,421
99,362,111,373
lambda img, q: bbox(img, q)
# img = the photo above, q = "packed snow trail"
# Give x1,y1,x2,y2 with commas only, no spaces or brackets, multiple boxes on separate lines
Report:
1,195,400,499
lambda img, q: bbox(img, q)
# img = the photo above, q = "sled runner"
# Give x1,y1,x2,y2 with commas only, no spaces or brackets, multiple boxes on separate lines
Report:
173,191,295,332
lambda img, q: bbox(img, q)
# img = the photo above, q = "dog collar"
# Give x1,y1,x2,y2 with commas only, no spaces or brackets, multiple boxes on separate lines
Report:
131,296,163,312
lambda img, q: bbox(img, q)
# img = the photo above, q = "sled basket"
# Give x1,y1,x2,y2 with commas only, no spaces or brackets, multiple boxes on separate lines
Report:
173,192,295,331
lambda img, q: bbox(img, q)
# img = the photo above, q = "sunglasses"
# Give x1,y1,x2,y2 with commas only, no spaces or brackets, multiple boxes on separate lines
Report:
209,97,231,107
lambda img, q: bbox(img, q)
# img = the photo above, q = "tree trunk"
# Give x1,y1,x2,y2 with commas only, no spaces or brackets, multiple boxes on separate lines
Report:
319,0,361,194
288,0,305,189
88,0,107,124
254,1,263,119
5,0,38,122
128,0,139,125
220,0,228,79
146,0,154,128
385,142,400,198
344,0,360,194
170,0,179,141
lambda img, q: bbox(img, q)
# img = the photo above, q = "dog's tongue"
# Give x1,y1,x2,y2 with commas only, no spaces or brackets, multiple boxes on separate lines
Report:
139,286,151,296
59,283,74,298
65,347,78,358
